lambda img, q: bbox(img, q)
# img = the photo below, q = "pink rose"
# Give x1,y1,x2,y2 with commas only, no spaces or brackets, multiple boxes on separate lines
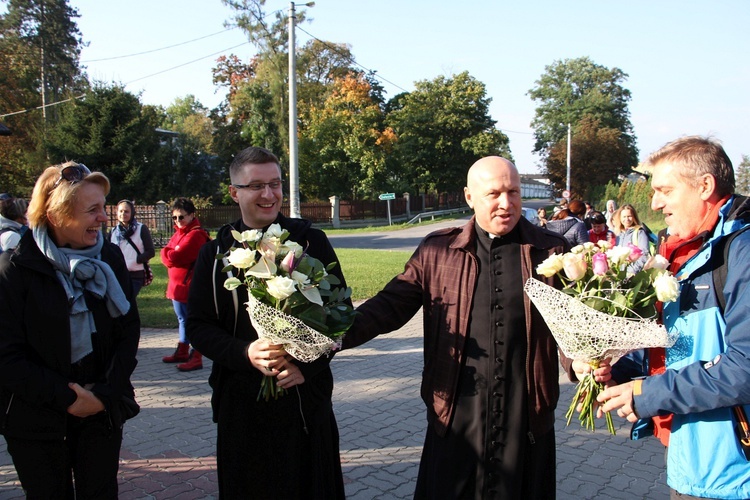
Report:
626,243,643,262
592,252,609,276
280,250,296,273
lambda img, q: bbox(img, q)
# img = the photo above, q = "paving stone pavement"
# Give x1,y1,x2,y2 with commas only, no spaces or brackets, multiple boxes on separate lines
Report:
0,310,669,499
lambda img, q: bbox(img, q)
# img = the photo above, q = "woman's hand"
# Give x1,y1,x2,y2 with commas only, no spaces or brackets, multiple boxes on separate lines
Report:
66,383,105,417
247,339,288,376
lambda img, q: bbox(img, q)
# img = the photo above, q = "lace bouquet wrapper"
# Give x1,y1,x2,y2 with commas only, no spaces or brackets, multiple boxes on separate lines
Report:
524,277,677,434
246,294,341,364
524,278,677,363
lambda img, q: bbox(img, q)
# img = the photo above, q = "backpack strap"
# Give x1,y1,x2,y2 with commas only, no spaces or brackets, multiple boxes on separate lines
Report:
712,225,750,314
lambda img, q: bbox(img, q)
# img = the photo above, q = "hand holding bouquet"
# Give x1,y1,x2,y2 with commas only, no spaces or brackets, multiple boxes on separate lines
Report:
223,224,356,401
526,240,680,433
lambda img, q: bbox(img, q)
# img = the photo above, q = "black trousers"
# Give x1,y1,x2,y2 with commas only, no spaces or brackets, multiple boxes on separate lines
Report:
5,413,122,500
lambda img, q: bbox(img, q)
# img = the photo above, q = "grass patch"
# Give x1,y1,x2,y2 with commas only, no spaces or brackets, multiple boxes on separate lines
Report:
336,248,411,300
135,249,411,328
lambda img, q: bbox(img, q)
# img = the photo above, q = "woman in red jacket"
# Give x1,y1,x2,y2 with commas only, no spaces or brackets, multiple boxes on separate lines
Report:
160,197,210,371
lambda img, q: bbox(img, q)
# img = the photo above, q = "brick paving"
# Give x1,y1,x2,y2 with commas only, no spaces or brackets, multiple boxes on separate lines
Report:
0,310,669,499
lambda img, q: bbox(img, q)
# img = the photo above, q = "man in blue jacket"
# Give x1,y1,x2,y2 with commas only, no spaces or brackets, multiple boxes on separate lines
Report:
599,136,750,499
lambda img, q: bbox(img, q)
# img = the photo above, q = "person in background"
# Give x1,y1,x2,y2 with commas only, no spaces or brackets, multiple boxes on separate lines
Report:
342,156,606,499
161,197,210,372
599,136,750,499
536,206,548,227
588,212,616,247
609,206,625,237
187,146,349,498
0,197,29,252
583,201,596,230
545,199,589,247
109,200,155,297
615,204,649,274
605,199,618,231
0,162,140,498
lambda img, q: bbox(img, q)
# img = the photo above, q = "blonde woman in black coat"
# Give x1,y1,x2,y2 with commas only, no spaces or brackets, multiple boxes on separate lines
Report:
0,162,140,499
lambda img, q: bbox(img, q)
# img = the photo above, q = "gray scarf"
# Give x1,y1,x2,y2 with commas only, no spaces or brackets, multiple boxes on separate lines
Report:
33,226,131,363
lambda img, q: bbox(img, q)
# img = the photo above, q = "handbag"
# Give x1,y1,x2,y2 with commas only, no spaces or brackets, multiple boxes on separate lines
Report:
142,262,154,287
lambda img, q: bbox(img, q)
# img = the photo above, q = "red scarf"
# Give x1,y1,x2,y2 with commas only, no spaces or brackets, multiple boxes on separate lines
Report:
648,196,730,446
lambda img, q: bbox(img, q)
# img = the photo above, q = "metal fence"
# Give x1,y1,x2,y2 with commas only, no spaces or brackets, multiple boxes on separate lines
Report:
106,192,466,247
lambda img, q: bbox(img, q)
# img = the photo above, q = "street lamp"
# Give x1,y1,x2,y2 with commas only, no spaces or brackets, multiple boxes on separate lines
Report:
288,1,314,218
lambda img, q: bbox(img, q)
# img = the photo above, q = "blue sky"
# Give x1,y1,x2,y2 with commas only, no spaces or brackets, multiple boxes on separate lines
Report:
55,1,750,174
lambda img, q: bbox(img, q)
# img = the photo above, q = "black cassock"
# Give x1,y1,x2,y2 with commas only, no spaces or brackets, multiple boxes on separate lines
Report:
415,224,556,500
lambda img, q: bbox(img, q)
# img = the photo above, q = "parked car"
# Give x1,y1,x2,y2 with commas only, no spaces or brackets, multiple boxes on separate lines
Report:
521,207,540,226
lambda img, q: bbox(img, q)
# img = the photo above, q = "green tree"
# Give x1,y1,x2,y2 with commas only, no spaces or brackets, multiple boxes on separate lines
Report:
162,95,214,154
0,0,86,195
0,0,85,118
387,71,511,196
544,115,633,198
528,57,638,168
299,73,395,199
44,83,164,203
736,155,750,196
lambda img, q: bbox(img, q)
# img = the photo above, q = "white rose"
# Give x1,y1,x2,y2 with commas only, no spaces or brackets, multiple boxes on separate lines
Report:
231,229,262,244
227,248,257,269
562,252,587,281
536,254,565,277
571,245,585,254
606,246,631,267
597,240,612,250
265,224,284,238
654,272,680,303
644,254,670,271
266,276,297,300
282,241,304,258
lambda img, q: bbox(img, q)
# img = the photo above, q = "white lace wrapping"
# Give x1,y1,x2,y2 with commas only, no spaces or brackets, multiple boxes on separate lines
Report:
246,295,339,363
524,278,677,362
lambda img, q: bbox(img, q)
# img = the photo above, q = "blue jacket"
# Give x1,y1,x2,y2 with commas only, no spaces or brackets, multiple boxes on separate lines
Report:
634,196,750,499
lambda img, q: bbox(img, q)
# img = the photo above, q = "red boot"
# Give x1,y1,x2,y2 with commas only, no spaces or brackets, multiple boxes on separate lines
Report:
177,350,203,371
162,342,190,363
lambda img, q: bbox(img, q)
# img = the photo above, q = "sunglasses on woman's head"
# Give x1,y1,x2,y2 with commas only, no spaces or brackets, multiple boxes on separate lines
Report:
53,164,91,189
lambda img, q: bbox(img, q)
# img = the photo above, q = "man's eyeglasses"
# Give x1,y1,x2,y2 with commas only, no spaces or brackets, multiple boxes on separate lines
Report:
231,181,282,191
172,215,186,221
53,164,91,189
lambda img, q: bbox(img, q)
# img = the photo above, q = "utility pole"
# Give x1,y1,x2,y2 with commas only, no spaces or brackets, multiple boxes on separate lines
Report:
566,122,571,195
288,2,300,218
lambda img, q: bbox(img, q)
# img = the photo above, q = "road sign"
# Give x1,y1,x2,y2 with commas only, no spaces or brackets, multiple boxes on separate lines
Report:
378,193,396,201
562,190,570,199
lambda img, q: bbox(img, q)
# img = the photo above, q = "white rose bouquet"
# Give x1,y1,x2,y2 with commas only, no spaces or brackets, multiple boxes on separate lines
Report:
525,240,680,433
223,224,356,401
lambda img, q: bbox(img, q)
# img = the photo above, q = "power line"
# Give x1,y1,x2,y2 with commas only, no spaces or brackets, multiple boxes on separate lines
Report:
123,42,250,85
81,27,241,63
294,25,409,94
0,40,251,119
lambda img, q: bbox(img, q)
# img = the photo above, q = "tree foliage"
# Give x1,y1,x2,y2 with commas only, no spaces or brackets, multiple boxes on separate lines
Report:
545,115,633,198
736,155,750,196
528,57,638,168
0,0,85,196
43,83,165,202
299,73,395,200
387,71,511,195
